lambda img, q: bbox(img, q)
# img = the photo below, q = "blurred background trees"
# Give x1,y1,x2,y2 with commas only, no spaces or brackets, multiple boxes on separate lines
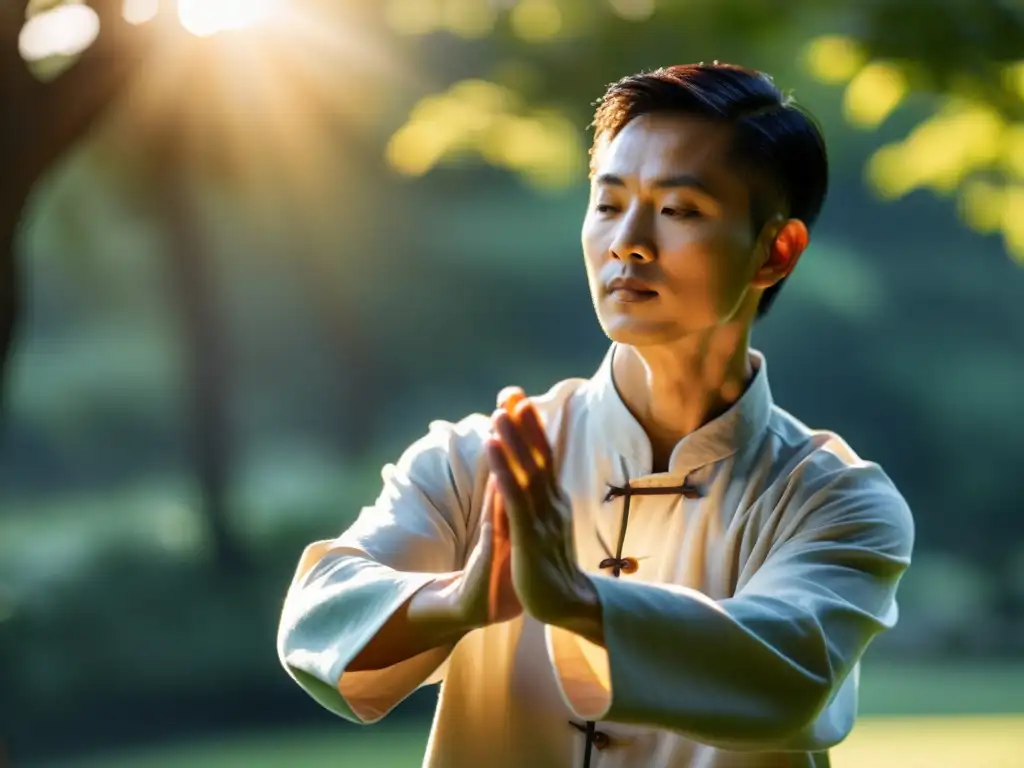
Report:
1,0,1022,765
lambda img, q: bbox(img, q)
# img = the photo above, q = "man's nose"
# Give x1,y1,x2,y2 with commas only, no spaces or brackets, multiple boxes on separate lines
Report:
610,235,656,263
610,213,656,263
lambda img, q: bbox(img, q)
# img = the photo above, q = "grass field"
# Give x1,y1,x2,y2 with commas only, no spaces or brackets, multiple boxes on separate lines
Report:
52,716,1024,768
49,664,1024,768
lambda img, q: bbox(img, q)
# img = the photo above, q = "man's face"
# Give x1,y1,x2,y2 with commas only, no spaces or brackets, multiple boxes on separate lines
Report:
582,113,767,346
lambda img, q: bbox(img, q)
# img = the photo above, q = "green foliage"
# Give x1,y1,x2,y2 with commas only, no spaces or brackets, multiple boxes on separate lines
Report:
379,0,1024,260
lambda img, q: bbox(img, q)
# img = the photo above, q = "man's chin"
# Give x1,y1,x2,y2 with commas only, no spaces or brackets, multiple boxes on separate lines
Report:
600,316,681,346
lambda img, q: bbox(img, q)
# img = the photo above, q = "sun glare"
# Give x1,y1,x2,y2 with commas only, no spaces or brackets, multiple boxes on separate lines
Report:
122,0,159,26
19,4,99,62
17,0,403,242
177,0,278,37
19,0,282,63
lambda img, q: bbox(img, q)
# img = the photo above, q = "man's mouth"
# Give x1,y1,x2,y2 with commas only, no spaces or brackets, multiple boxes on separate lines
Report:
608,287,658,303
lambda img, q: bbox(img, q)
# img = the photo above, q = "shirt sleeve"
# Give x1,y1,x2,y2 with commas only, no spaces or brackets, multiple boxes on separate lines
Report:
277,415,490,724
545,463,915,751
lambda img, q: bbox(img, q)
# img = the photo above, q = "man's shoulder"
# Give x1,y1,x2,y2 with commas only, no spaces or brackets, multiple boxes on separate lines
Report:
405,374,589,466
760,407,914,553
765,404,909,513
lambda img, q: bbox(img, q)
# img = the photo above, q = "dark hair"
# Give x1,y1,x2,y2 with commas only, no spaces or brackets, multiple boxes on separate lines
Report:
590,62,829,318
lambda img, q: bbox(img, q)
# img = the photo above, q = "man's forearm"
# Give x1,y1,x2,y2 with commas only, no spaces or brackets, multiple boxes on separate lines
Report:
346,573,474,672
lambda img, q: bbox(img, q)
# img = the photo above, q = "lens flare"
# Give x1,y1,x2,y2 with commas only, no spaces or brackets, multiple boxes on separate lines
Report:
18,4,100,62
177,0,277,37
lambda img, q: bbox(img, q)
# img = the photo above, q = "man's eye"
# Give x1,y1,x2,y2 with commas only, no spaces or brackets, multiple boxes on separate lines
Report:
595,204,619,214
662,207,702,219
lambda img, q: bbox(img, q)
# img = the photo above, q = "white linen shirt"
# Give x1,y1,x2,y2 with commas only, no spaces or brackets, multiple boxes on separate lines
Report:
277,344,915,768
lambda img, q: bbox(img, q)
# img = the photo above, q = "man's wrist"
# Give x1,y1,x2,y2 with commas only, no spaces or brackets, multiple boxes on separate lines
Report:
407,574,478,644
553,571,606,647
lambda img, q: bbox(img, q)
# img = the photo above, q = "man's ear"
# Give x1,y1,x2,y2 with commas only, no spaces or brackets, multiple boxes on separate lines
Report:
752,218,809,289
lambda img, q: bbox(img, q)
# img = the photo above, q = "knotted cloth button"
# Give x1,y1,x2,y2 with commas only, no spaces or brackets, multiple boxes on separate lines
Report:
569,721,613,751
599,556,639,574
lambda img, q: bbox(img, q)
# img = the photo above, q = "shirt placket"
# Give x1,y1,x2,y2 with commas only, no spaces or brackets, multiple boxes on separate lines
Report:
569,479,703,767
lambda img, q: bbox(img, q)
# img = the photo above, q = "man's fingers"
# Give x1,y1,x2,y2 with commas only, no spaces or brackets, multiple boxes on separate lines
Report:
477,476,496,553
492,411,537,486
497,387,552,475
487,489,511,624
482,474,496,521
495,386,529,483
492,484,511,544
513,399,553,472
485,439,530,532
497,386,526,413
486,439,524,500
484,475,511,550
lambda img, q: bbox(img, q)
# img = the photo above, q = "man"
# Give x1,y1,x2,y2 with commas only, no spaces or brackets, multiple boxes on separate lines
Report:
277,62,914,768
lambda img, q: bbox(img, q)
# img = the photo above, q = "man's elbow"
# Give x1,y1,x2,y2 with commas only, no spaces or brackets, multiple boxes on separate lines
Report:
714,679,834,752
783,680,834,739
742,678,848,753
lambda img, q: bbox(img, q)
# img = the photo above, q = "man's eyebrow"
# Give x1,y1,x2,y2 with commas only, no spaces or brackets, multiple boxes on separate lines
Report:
595,173,718,197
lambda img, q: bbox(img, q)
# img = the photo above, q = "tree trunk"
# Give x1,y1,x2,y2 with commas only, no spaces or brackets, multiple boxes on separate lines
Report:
161,168,246,575
0,0,156,417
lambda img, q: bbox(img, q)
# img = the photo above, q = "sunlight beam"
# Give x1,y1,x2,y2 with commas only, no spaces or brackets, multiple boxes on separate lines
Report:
178,0,278,37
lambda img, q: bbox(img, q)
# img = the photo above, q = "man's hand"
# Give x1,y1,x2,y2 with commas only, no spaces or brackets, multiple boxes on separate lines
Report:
486,388,599,627
408,475,522,632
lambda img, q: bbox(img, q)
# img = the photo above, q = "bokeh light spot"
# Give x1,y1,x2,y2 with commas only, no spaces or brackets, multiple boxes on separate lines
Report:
843,61,908,129
178,0,276,37
804,35,866,84
607,0,655,22
511,0,563,42
442,0,497,38
18,4,99,62
385,0,442,36
122,0,158,26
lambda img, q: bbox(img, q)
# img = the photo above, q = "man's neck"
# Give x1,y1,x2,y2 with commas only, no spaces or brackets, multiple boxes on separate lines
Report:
611,325,755,470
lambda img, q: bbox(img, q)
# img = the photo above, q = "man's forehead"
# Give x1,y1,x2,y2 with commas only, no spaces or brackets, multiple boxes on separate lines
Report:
592,113,735,181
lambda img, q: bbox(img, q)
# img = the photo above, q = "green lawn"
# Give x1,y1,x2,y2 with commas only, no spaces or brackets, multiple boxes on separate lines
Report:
54,727,428,768
51,664,1024,768
52,717,1024,768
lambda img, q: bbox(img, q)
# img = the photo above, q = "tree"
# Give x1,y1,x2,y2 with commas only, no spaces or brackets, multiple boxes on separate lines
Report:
0,0,159,411
378,0,1024,262
0,1,251,573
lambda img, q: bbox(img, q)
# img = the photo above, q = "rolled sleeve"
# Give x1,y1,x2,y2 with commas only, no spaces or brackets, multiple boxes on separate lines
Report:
277,415,491,723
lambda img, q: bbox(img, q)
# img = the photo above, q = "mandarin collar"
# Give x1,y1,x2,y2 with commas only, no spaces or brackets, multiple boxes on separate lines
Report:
582,342,774,479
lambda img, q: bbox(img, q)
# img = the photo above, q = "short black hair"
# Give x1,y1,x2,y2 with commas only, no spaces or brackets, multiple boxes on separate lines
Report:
590,62,829,318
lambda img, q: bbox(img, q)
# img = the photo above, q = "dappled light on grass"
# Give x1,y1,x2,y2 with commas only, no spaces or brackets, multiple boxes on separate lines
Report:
833,716,1024,768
